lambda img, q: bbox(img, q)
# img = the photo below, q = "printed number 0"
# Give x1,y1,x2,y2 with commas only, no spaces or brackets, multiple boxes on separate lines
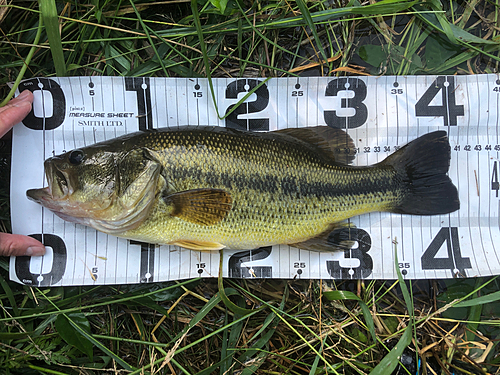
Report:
17,78,66,131
14,234,67,286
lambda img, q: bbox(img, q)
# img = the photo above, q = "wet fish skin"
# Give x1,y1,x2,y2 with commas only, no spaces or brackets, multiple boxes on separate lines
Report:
26,126,459,251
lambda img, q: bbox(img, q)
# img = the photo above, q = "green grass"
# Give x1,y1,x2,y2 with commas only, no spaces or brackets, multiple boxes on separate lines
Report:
1,0,500,374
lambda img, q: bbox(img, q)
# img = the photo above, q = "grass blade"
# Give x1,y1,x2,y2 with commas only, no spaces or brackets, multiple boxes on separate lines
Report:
454,289,500,307
323,290,376,342
370,239,415,375
38,0,66,76
1,13,44,106
55,312,93,360
295,0,328,67
218,251,265,316
369,325,412,375
191,0,219,118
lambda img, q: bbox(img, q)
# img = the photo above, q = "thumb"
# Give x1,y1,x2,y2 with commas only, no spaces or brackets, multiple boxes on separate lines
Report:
0,90,34,139
0,233,46,257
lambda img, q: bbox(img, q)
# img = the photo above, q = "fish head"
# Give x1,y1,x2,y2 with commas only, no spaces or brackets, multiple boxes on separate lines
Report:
27,145,162,233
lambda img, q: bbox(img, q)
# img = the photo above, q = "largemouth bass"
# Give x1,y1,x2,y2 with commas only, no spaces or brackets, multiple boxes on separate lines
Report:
27,126,459,252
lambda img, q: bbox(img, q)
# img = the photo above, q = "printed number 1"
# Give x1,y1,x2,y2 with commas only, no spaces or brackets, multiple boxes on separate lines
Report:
125,77,153,131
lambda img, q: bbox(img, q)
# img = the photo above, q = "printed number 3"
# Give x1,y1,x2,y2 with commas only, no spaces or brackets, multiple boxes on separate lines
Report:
326,228,373,279
324,77,368,129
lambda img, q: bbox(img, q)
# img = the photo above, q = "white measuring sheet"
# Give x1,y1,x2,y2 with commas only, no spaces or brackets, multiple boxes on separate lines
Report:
8,75,500,286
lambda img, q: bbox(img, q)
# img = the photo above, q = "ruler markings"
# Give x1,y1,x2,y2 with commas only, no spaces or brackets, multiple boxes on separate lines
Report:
9,75,500,284
465,79,475,278
485,77,500,273
490,75,500,271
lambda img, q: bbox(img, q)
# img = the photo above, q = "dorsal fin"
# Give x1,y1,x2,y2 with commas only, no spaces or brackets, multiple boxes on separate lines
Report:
274,126,356,165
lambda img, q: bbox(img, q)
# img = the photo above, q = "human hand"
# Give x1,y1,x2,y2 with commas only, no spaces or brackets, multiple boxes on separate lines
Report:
0,90,45,256
0,90,34,138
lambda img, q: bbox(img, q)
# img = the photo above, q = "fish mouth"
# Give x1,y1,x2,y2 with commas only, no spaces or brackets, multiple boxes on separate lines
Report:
26,159,70,206
26,186,52,204
50,163,71,198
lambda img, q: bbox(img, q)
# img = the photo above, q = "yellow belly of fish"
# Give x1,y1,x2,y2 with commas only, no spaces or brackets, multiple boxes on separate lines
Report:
120,188,398,250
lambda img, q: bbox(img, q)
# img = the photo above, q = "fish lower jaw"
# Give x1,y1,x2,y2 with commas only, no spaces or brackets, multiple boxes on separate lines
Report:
26,187,50,203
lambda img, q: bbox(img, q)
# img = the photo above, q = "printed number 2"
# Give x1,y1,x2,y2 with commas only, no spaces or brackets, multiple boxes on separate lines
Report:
228,247,272,278
415,76,464,126
225,79,269,131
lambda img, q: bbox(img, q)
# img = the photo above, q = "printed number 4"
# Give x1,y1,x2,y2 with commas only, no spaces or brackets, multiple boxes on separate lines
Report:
415,76,464,126
421,227,471,276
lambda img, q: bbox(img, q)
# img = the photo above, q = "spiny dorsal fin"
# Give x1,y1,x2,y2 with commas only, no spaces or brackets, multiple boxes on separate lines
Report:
274,126,356,165
165,188,232,226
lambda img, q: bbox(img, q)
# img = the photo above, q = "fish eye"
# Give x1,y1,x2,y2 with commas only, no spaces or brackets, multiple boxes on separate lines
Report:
68,149,85,165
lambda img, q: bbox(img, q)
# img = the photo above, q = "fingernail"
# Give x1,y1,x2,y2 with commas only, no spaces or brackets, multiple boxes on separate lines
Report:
26,246,45,256
16,90,31,101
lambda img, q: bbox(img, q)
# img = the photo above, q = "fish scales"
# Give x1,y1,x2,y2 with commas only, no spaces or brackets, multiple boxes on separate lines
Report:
27,126,460,252
120,129,402,248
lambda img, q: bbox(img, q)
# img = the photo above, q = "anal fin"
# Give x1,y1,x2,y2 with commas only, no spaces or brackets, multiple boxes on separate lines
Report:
289,222,356,252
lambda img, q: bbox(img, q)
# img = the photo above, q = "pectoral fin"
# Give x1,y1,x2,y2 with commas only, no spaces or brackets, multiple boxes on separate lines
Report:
165,188,232,226
171,240,225,251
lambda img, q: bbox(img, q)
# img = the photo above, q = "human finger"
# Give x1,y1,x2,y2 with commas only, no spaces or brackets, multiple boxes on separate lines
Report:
0,90,34,138
0,233,46,257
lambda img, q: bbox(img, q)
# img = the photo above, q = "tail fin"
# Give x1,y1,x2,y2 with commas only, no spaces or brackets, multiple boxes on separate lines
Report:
382,131,459,215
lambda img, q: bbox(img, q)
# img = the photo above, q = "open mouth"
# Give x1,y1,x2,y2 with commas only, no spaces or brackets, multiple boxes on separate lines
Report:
53,165,69,196
26,159,70,204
